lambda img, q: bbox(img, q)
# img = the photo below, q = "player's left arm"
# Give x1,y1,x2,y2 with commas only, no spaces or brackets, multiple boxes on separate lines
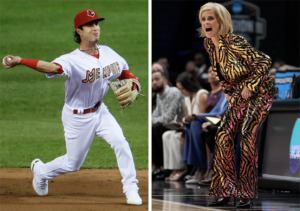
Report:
2,55,61,74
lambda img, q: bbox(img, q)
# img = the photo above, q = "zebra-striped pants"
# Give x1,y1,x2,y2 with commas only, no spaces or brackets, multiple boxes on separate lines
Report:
209,83,274,199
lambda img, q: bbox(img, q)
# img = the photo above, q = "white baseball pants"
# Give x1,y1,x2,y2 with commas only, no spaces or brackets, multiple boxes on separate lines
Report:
36,103,139,193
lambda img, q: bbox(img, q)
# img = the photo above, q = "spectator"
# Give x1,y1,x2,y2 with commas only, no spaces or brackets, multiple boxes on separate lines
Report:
163,72,208,181
182,68,224,184
157,57,177,84
268,68,276,80
272,60,286,69
198,66,222,182
185,60,196,73
152,69,185,180
272,59,298,70
194,52,210,91
152,62,169,78
205,66,222,112
157,57,170,71
201,120,217,183
183,93,228,184
152,62,169,112
268,59,299,83
268,60,299,99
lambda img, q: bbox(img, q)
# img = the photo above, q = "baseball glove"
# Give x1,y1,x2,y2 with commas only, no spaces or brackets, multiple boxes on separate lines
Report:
109,78,141,109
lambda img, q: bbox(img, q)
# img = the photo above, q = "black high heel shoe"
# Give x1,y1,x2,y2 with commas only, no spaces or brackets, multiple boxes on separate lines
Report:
208,197,231,207
236,198,252,208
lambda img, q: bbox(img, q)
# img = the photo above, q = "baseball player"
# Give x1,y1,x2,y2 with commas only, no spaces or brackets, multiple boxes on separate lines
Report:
2,9,142,205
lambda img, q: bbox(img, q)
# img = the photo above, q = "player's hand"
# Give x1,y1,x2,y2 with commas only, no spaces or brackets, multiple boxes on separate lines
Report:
241,86,252,99
2,55,21,69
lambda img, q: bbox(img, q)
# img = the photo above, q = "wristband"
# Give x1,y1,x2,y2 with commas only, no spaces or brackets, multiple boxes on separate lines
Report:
118,69,137,80
20,58,39,70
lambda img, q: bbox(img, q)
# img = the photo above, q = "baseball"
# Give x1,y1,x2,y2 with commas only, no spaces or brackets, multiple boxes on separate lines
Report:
2,57,12,66
2,57,8,65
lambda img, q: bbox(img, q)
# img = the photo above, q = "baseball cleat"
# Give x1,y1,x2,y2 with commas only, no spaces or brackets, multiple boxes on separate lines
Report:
126,190,142,205
31,159,48,196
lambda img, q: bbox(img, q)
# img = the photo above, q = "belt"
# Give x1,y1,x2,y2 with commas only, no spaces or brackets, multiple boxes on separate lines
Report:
73,101,101,114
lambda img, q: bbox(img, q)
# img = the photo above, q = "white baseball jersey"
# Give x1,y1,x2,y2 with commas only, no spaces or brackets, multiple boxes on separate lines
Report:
36,44,139,194
47,44,129,109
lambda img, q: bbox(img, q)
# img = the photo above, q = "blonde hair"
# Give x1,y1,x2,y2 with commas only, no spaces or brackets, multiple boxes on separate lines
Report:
199,2,233,37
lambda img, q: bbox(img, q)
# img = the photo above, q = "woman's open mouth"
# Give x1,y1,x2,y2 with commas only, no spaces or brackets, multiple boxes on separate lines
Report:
206,28,212,32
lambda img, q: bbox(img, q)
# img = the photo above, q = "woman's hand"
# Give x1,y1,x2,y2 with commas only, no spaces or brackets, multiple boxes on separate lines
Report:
241,86,253,99
225,94,231,101
182,117,190,125
202,121,212,132
182,115,199,125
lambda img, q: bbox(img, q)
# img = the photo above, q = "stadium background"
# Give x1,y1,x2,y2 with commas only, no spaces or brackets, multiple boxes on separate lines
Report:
152,0,300,84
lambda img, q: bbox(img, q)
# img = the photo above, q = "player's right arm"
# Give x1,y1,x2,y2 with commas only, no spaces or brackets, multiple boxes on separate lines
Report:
2,55,61,74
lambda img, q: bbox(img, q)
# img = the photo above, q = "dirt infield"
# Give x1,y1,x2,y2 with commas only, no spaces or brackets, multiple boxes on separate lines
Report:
0,168,148,211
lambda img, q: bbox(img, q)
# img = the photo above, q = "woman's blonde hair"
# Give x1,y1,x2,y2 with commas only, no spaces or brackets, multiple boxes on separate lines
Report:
199,2,233,37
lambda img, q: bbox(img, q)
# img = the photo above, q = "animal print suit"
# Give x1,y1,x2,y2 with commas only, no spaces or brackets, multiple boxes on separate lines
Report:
204,33,275,199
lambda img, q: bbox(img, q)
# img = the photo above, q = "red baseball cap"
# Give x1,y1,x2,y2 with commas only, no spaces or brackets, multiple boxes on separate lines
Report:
74,9,105,28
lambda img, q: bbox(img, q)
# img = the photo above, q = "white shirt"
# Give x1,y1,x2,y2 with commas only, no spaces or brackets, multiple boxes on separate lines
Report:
47,44,129,109
185,89,208,115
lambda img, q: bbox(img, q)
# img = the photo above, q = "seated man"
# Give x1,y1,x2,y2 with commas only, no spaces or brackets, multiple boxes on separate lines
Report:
152,65,185,180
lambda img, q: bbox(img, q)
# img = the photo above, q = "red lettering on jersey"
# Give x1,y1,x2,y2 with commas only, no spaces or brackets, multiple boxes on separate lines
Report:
82,68,95,83
103,62,121,79
96,68,101,79
103,66,111,78
110,63,116,74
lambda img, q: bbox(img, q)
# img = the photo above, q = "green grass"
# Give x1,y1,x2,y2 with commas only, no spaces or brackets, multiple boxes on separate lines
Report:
0,0,148,169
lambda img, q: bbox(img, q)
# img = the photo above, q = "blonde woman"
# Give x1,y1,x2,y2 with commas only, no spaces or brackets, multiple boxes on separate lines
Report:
199,2,275,208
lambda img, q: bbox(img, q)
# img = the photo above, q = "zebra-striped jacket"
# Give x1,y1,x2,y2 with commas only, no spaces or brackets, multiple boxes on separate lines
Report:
204,33,273,95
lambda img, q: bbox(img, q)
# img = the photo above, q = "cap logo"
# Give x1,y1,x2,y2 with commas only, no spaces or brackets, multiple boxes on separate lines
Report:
87,10,95,17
